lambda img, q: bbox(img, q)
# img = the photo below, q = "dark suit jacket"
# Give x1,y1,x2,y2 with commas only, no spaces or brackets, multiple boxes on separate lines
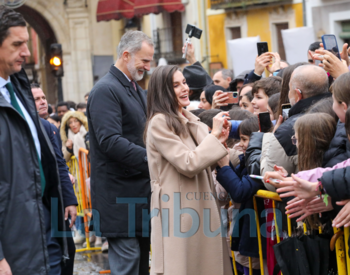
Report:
41,118,77,207
87,65,150,237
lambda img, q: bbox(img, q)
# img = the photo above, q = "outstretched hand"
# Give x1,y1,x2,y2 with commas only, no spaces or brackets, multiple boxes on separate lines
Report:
276,174,319,199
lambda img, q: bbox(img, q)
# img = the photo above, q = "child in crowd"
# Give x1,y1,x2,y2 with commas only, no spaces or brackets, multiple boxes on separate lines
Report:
216,116,266,275
251,76,282,115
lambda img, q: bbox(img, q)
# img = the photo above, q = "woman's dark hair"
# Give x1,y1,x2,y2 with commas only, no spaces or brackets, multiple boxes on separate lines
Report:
268,93,280,120
238,116,259,137
238,83,254,96
190,108,205,117
66,100,77,110
203,84,226,105
345,108,350,138
0,6,26,46
277,62,309,117
228,108,254,121
331,72,350,105
198,109,221,129
189,89,202,101
240,90,253,102
144,65,188,141
307,97,338,122
48,114,60,123
252,76,282,97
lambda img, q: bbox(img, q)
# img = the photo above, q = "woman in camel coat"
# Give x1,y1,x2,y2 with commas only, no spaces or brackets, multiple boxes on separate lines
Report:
145,65,233,275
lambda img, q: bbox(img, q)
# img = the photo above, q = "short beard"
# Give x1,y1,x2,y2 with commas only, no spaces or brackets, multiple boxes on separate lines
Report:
126,56,144,81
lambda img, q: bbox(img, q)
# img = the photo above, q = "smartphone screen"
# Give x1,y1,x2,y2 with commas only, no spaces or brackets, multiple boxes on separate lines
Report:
281,103,291,119
258,112,272,133
223,92,239,104
322,35,341,59
257,42,268,56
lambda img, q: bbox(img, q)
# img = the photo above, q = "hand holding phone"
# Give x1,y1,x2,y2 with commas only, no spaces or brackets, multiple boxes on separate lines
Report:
322,35,341,60
223,92,239,104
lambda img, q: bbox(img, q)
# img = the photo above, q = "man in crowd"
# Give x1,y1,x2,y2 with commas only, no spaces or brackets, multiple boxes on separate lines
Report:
57,101,70,120
87,30,153,275
84,92,89,103
260,65,331,179
31,82,49,118
212,69,233,90
0,6,69,274
76,102,87,113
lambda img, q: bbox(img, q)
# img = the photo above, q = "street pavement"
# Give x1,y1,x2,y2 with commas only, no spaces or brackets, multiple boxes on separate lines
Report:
73,250,110,275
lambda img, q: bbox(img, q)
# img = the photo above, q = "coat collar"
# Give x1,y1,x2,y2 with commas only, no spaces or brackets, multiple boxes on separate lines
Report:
179,108,200,124
109,65,147,114
289,92,331,117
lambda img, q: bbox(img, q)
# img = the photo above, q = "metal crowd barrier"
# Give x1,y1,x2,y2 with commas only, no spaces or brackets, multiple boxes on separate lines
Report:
230,190,350,275
67,149,101,253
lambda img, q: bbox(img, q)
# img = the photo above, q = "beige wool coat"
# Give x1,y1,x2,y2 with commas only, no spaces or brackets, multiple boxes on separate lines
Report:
146,109,233,275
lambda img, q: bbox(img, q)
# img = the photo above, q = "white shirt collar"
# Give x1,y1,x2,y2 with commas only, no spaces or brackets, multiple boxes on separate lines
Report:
0,76,10,88
114,65,132,82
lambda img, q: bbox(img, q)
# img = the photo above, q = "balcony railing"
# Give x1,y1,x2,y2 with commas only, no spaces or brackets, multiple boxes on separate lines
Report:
211,0,287,9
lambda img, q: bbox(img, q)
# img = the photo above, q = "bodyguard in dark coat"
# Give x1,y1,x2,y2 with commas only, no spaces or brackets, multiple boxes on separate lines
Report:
0,7,68,274
87,30,154,275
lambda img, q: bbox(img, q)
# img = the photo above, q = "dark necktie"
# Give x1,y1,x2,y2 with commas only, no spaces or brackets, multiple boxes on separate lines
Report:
131,80,137,91
6,82,46,196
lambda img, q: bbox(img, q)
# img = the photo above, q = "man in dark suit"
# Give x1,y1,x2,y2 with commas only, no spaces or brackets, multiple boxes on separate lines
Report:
87,30,154,275
0,7,69,274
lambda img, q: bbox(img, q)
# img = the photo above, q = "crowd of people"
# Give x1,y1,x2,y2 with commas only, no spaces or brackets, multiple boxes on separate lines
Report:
2,4,350,275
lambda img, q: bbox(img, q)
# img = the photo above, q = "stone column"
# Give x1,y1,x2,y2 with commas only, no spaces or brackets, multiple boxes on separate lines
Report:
64,0,93,103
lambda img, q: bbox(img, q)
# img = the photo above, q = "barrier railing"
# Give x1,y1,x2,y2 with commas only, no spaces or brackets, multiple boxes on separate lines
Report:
237,190,350,275
67,150,101,253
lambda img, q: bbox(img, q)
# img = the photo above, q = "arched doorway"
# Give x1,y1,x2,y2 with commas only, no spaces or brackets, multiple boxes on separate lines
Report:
16,5,58,104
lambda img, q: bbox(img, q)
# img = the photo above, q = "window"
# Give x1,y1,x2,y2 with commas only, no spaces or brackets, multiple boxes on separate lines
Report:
275,23,289,60
228,27,241,40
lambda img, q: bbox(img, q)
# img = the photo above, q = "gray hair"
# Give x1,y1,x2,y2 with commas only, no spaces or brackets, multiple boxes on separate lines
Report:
219,69,233,80
117,30,154,59
290,65,329,98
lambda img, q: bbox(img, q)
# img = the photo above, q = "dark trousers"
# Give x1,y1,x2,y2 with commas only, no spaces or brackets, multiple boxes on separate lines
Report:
107,237,150,275
43,205,62,275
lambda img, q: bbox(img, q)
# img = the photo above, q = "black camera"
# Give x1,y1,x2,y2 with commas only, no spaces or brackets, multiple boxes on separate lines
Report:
182,24,203,59
185,24,202,39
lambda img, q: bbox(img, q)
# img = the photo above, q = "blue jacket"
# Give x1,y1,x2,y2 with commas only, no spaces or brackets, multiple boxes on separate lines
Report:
41,118,77,207
216,155,266,259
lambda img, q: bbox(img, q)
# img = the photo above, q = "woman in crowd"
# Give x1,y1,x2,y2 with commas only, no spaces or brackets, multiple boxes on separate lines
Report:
144,65,233,275
198,84,226,110
239,91,254,114
60,111,88,162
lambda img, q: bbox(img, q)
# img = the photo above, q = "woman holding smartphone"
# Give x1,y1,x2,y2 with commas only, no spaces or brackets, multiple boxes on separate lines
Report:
144,65,233,275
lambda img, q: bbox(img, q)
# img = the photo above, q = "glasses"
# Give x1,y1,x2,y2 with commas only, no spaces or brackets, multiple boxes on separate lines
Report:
291,135,298,145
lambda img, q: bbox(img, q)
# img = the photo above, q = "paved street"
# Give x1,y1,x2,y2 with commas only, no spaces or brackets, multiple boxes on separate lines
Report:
73,249,109,275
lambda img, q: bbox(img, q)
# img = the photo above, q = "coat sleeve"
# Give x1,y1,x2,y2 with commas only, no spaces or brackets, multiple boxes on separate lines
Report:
295,158,350,182
88,84,149,174
320,167,350,201
245,132,264,175
216,165,263,203
42,120,78,207
62,146,72,162
148,115,228,178
259,133,298,191
243,70,262,84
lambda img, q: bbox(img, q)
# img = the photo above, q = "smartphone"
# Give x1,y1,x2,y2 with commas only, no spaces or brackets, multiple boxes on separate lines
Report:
322,35,341,60
223,92,239,104
257,42,269,56
258,112,272,133
281,103,291,119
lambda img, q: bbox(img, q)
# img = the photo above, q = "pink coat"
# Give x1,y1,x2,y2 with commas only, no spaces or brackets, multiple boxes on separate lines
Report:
295,158,350,182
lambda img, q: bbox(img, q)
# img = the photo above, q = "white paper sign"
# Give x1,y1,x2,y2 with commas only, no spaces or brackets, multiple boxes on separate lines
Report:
282,27,316,64
227,36,260,78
